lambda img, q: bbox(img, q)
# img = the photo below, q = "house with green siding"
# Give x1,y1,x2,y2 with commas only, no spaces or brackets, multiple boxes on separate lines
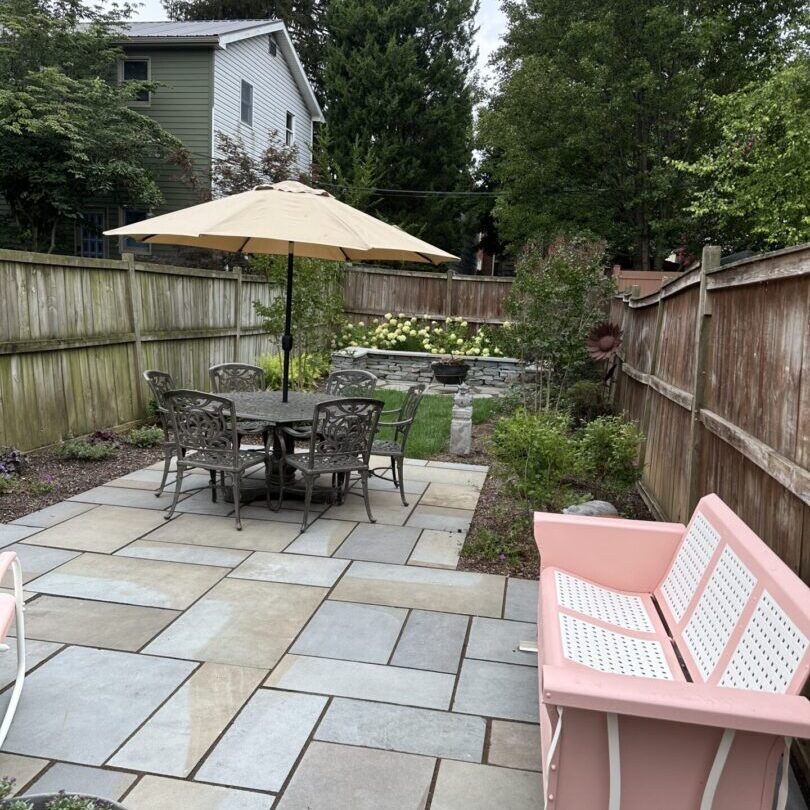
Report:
78,19,323,260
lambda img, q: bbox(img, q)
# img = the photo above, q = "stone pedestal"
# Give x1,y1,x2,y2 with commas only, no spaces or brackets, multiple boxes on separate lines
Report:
449,383,473,456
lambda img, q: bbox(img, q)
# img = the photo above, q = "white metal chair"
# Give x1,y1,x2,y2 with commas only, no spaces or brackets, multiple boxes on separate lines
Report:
0,551,25,747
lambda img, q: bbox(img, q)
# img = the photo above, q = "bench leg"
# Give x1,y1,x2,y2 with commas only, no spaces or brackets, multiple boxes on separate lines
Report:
607,712,621,810
699,728,735,810
543,707,563,809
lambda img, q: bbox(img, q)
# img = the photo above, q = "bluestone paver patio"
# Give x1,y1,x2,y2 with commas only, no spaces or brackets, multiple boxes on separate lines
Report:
4,456,802,809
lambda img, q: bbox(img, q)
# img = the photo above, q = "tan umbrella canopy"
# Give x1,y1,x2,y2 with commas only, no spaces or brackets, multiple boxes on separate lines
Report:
106,180,459,399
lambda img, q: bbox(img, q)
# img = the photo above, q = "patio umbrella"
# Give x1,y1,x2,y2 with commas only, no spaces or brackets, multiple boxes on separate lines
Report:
106,180,458,401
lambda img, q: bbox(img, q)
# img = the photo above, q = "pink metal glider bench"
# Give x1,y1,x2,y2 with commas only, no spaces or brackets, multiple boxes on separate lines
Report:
0,551,25,746
534,494,810,810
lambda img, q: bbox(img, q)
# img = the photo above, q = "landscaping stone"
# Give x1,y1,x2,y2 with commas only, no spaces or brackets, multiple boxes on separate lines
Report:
1,646,195,765
290,600,406,663
453,659,539,722
465,618,538,667
503,578,539,622
124,775,272,810
145,578,326,669
334,523,420,564
563,499,619,517
275,741,434,810
229,551,349,587
110,663,264,777
315,697,485,762
407,530,464,569
27,763,136,800
430,760,542,810
487,721,542,771
390,609,468,673
116,539,250,568
265,654,455,710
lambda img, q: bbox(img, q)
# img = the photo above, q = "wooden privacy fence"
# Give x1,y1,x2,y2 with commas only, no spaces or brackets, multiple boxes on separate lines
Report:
343,265,513,326
0,250,278,451
611,243,810,585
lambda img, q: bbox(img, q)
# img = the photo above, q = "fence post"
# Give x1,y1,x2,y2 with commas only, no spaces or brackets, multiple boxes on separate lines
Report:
686,245,721,515
638,289,665,468
234,267,243,360
445,267,454,317
124,252,146,412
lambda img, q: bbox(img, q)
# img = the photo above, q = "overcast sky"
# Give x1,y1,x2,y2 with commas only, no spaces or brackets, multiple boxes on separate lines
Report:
128,0,508,80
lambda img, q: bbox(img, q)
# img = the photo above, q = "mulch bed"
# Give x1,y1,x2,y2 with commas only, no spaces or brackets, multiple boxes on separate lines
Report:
0,441,163,524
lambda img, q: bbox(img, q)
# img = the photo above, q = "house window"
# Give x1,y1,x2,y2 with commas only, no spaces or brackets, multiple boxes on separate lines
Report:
285,111,295,146
120,208,150,254
79,212,105,258
241,80,253,126
268,36,277,57
121,58,150,104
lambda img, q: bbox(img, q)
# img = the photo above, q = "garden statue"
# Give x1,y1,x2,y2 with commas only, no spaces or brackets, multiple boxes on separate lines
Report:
449,383,473,455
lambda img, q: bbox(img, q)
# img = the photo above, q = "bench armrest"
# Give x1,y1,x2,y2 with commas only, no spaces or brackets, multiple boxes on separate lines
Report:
542,665,810,739
534,511,685,591
0,552,18,584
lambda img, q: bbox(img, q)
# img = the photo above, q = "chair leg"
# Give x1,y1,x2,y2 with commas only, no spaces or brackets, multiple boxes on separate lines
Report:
0,558,25,748
390,457,398,488
396,456,408,507
301,475,315,533
165,466,185,521
232,475,242,531
210,470,217,503
157,444,172,497
270,460,285,513
264,457,273,512
360,470,375,523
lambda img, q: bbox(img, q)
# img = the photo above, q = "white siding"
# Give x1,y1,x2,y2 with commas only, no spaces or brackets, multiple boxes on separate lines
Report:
213,33,313,178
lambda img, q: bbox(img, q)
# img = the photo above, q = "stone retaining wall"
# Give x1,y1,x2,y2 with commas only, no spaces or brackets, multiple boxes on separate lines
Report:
331,347,522,388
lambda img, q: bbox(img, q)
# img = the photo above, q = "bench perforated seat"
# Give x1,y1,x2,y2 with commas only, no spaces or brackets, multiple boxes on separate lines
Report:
534,494,810,810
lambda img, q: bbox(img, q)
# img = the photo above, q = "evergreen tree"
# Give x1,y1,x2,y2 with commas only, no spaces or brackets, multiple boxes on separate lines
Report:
320,0,478,253
478,0,807,268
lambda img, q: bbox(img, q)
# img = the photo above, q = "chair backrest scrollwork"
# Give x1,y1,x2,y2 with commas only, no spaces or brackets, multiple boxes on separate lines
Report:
324,370,377,397
209,363,267,394
305,398,383,467
164,389,240,465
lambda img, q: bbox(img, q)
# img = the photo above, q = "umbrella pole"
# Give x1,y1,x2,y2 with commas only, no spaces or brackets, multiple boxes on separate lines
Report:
281,242,294,403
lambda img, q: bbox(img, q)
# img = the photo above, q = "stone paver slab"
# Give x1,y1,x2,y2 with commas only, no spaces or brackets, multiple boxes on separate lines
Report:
421,483,481,511
234,505,320,524
197,689,326,792
1,646,195,764
390,609,468,673
68,487,184,511
0,753,49,795
275,741,434,810
401,466,487,488
145,578,325,668
487,721,541,771
124,775,272,810
331,561,505,617
316,697,485,762
427,461,489,472
0,639,61,690
1,543,78,584
453,659,539,722
28,763,136,800
27,552,228,610
466,618,538,667
0,525,42,548
504,578,539,622
325,491,415,526
283,519,355,556
291,600,406,663
111,662,264,777
116,539,250,568
20,595,177,651
171,490,236,517
229,551,348,587
408,530,464,569
145,513,298,553
11,501,97,528
407,505,473,533
364,475,427,495
24,506,168,554
334,523,420,565
430,760,541,810
265,654,454,710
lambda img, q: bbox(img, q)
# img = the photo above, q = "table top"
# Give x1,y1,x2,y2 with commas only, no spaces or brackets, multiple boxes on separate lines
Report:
227,391,335,426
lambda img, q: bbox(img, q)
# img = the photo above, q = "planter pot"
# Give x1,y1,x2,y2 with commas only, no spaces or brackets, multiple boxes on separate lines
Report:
431,361,470,385
6,795,129,809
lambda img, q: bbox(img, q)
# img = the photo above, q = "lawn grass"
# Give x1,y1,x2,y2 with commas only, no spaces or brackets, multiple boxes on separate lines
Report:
374,388,498,459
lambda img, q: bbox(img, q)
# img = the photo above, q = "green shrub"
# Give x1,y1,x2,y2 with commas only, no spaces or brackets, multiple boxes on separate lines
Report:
257,353,330,391
575,415,643,492
127,425,164,448
564,380,613,424
58,437,115,461
492,408,574,508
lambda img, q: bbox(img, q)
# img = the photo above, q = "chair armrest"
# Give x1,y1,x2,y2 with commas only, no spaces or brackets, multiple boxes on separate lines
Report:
377,419,409,429
534,511,685,592
0,552,17,584
542,665,810,739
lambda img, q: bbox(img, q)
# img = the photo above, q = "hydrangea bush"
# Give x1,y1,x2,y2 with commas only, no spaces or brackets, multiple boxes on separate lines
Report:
337,314,504,358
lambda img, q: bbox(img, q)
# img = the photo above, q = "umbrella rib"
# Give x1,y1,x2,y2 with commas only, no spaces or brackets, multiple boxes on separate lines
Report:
237,237,251,252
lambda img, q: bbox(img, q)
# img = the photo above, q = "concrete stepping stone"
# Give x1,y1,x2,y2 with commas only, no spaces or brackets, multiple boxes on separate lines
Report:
466,618,538,667
265,654,455,710
487,721,541,771
334,524,420,565
274,741,434,810
124,775,272,810
291,600,406,663
196,689,326,792
452,659,539,722
315,697,485,762
390,609,468,674
430,760,542,810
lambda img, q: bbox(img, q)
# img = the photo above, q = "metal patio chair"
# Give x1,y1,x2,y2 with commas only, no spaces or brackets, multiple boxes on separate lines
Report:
271,397,383,532
209,362,272,447
324,369,377,397
143,369,179,497
371,383,426,506
164,389,271,530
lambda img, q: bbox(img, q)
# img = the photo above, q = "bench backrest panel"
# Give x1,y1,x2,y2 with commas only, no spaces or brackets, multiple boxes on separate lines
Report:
655,494,810,694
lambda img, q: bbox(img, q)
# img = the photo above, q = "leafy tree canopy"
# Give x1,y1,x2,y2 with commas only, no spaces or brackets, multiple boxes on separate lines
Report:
319,0,479,253
479,0,807,268
0,0,190,252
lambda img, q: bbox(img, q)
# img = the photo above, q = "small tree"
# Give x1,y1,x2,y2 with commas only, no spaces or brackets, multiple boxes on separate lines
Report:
504,237,615,407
